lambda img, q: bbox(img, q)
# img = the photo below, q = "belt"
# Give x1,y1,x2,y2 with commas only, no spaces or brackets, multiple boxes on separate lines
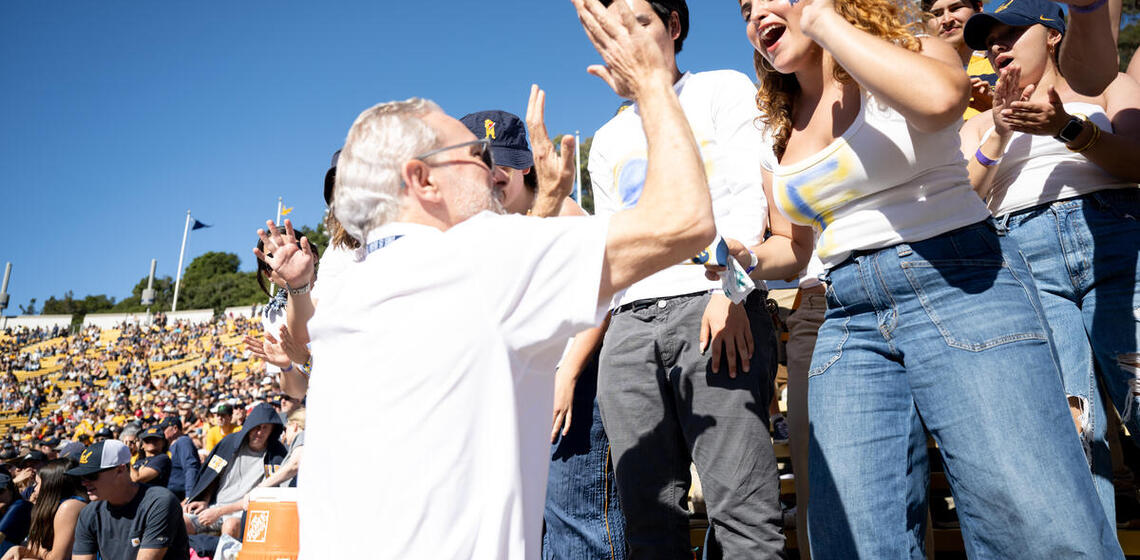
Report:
612,289,769,315
613,290,711,315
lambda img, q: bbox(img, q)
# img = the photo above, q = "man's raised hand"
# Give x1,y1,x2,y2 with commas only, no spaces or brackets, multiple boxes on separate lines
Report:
572,0,671,100
526,84,577,217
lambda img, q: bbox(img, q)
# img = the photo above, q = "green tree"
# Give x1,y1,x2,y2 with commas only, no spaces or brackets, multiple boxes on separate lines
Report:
298,220,330,260
18,298,37,315
113,275,175,313
176,252,263,314
553,134,595,215
42,292,116,315
180,271,263,314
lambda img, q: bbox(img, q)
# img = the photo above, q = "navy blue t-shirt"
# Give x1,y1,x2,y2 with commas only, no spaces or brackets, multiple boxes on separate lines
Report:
72,485,189,560
0,499,32,546
135,454,172,489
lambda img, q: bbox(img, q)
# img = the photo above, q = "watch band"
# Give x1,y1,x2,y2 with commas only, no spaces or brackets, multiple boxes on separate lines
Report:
1055,114,1088,144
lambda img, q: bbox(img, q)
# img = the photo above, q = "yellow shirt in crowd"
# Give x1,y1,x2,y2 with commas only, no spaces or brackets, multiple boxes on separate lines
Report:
964,52,998,120
203,423,241,452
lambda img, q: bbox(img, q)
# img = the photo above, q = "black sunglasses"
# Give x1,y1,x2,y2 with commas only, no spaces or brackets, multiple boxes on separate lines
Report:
414,138,494,172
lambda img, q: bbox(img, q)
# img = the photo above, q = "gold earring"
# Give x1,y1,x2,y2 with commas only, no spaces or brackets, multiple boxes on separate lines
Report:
759,56,776,73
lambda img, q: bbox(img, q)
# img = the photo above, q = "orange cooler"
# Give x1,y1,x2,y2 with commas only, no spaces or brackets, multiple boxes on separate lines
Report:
239,487,299,560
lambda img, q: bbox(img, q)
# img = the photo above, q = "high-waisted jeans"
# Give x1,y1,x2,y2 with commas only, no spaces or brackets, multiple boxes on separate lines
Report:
1001,187,1140,524
807,220,1121,559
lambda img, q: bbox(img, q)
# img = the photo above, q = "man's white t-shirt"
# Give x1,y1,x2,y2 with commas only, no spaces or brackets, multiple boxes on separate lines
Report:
299,212,609,560
590,70,770,306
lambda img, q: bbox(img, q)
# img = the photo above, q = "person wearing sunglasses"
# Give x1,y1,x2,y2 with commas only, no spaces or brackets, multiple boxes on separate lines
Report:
68,440,189,560
260,0,718,557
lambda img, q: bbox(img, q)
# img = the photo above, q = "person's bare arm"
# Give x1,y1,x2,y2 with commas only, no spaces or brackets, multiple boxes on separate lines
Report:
1058,0,1121,96
44,499,85,560
551,316,609,442
801,0,969,131
71,556,95,560
572,0,715,305
134,549,167,560
258,449,303,488
1002,73,1140,182
254,219,316,345
132,466,160,484
1128,52,1140,84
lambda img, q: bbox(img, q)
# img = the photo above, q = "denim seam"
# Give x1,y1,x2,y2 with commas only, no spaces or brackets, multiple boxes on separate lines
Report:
900,262,1047,351
808,313,850,378
872,256,899,346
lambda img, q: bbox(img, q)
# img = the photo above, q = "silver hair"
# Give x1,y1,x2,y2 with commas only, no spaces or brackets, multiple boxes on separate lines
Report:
332,98,442,242
119,425,140,441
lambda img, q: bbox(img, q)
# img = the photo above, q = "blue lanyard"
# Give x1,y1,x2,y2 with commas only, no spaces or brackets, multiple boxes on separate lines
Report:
364,235,404,256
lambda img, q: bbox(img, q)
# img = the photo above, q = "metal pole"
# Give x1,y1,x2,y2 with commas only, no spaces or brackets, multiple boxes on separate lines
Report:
0,263,10,330
276,197,283,227
574,131,582,206
142,259,157,320
171,211,192,312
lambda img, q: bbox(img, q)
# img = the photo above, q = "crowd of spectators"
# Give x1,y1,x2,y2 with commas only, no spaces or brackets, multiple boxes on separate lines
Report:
0,313,304,558
0,315,291,467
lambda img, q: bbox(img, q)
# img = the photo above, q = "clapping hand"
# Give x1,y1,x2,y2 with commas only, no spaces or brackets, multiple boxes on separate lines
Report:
990,65,1027,138
253,219,315,290
243,330,291,369
1002,84,1070,137
572,0,672,100
525,84,577,217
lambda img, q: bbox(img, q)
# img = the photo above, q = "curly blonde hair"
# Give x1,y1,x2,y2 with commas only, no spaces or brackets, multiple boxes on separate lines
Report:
753,0,923,159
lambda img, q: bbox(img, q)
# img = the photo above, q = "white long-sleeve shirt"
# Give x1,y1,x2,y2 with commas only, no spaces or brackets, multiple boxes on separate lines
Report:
589,70,771,307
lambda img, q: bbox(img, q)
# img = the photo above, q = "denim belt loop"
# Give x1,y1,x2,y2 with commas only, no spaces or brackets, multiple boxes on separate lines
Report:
895,244,913,257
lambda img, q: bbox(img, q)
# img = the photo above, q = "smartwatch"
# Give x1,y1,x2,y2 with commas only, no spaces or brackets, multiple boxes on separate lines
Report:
1055,114,1087,144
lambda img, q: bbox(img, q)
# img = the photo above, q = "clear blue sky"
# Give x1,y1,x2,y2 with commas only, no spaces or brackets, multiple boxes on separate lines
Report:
0,0,761,313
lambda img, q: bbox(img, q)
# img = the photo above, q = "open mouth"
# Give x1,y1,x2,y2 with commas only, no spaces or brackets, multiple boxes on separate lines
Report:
996,56,1014,69
759,24,786,51
939,24,959,36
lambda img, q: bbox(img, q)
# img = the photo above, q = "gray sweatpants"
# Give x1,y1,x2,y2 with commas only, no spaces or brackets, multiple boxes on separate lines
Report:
598,290,785,559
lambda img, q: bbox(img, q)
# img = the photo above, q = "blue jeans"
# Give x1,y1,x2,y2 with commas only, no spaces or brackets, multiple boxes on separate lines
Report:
1002,188,1140,524
543,353,628,560
807,221,1121,559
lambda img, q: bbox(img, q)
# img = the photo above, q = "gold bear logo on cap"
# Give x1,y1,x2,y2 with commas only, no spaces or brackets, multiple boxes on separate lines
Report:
484,119,496,140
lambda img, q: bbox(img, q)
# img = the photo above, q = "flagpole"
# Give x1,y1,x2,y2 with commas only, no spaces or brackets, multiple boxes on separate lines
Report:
171,210,191,313
574,130,582,208
276,197,283,227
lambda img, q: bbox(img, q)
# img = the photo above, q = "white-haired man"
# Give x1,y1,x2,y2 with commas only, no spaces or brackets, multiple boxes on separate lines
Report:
256,1,716,558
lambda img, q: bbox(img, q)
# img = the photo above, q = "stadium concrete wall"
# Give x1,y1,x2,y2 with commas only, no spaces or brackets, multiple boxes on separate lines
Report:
83,312,148,329
223,305,262,319
1,314,72,331
166,309,215,324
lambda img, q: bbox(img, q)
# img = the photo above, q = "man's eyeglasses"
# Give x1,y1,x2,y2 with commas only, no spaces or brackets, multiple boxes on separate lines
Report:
413,139,494,171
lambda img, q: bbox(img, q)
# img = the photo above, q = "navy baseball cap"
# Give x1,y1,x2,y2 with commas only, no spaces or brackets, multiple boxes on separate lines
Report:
66,440,131,477
459,110,533,170
140,426,164,441
963,0,1066,51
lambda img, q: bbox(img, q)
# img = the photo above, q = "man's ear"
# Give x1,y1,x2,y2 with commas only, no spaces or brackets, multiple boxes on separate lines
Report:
669,11,681,42
402,159,443,204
